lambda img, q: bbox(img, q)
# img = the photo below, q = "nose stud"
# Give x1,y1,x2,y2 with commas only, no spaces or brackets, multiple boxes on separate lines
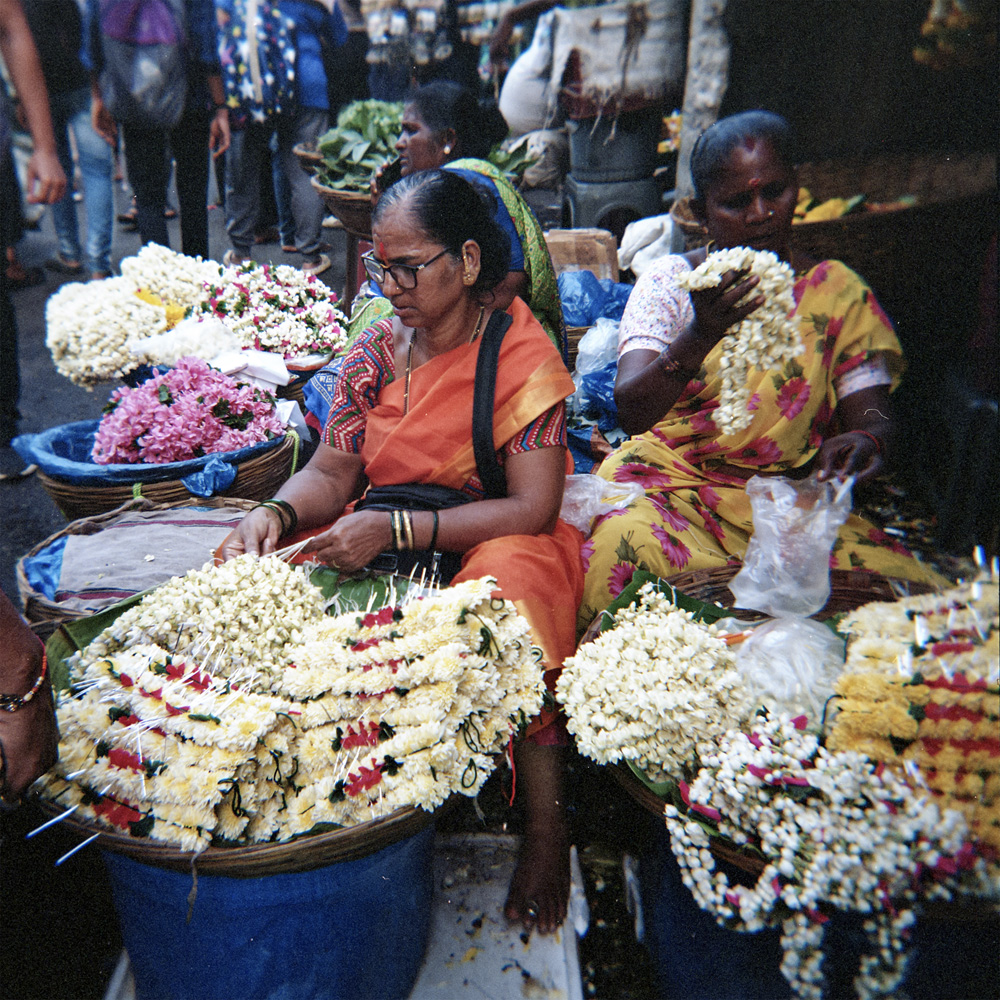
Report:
768,210,775,217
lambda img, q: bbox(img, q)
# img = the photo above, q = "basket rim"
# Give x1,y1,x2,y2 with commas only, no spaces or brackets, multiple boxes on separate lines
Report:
16,496,261,623
35,796,437,875
309,176,371,202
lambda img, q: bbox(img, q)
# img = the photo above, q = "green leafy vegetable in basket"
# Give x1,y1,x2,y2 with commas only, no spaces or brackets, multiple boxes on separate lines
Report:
314,99,539,192
316,100,405,191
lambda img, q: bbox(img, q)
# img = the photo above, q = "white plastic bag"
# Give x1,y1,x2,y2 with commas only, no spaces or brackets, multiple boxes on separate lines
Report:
573,317,620,377
734,618,846,721
618,214,675,277
559,474,643,534
729,474,853,617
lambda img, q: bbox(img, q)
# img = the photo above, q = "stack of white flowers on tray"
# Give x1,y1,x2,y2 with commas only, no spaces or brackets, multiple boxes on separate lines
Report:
38,561,546,852
677,246,802,434
273,577,545,834
119,243,221,312
837,567,999,680
200,260,348,362
74,554,327,685
665,711,977,1000
557,583,752,781
46,276,168,386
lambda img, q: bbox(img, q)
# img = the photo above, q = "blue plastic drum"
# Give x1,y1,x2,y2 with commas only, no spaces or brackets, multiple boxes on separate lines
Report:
102,824,434,1000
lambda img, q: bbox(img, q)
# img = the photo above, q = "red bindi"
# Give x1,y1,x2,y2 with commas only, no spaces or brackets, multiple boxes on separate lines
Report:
748,177,761,189
378,241,386,258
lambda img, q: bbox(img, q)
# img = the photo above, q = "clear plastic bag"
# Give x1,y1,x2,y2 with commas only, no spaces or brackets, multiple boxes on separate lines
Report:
734,618,846,721
727,474,854,719
573,317,619,376
729,474,853,617
559,474,643,534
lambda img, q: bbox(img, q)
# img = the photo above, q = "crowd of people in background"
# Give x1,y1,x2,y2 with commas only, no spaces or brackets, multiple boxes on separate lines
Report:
0,0,536,293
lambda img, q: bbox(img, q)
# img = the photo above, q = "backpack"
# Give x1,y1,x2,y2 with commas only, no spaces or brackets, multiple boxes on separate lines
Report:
98,0,188,129
217,0,297,126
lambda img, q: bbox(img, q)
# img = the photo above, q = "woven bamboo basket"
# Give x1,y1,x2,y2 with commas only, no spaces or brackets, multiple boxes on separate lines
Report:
37,433,298,522
587,565,939,876
311,177,373,238
292,141,324,177
36,796,438,876
566,325,588,369
16,496,259,634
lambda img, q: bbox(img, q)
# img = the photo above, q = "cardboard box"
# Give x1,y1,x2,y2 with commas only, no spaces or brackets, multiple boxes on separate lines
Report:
543,228,619,282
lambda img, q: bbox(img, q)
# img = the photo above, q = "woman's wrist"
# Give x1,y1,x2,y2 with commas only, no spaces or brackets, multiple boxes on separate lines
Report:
657,346,699,380
1,650,47,712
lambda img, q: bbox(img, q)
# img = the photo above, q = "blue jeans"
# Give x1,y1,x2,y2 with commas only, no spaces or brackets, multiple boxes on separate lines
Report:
49,86,114,275
226,109,329,259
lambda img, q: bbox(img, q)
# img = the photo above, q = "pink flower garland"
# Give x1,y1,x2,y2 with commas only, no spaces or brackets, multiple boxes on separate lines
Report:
92,356,285,465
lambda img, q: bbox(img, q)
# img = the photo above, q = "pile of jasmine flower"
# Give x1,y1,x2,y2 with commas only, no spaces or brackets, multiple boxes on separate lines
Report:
557,582,752,781
38,565,546,851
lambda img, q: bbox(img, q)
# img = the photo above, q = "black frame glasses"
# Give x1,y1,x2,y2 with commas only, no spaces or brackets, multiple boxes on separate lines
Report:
361,248,449,290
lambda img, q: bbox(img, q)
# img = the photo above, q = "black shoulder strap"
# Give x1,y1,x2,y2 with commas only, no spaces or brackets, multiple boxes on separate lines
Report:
472,309,513,500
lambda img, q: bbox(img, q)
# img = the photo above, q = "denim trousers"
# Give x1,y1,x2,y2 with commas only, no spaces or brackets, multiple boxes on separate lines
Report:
226,109,329,259
122,106,212,259
49,87,115,275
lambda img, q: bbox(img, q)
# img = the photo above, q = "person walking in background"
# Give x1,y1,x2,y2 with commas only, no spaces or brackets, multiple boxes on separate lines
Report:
22,0,114,281
219,0,346,276
0,0,66,452
86,0,230,260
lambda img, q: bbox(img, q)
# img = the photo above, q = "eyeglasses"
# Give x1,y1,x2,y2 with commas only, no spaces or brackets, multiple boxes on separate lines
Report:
361,248,449,290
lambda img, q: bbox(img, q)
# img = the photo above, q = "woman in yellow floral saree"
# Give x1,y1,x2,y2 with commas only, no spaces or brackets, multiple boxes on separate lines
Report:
580,112,941,628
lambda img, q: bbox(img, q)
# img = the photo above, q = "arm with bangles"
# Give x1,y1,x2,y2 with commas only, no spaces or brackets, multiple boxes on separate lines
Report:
614,266,763,436
814,384,892,485
299,443,567,571
0,591,58,801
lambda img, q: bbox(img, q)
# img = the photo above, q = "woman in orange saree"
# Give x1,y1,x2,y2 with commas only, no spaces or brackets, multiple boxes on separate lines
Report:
221,169,582,935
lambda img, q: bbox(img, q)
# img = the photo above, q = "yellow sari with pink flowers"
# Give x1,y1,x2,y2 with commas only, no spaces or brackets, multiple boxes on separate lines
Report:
579,260,943,631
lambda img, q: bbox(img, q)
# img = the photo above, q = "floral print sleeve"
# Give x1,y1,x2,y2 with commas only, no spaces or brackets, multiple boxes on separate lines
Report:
322,319,395,453
618,255,694,358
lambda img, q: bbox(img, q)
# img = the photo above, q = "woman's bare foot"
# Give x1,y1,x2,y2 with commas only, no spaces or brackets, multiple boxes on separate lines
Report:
503,741,570,935
505,815,570,935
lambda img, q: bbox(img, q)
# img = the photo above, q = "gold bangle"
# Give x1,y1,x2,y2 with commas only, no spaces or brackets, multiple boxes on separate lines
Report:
659,349,698,380
402,510,414,551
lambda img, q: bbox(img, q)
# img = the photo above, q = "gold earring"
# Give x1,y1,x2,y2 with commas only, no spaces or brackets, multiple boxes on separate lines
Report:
443,145,452,154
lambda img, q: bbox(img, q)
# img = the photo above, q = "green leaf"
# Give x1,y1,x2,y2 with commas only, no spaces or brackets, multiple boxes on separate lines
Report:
47,590,152,691
597,570,731,634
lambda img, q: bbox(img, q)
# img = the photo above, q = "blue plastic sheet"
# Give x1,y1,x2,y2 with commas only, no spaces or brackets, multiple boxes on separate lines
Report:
23,536,68,601
12,419,283,488
558,272,633,326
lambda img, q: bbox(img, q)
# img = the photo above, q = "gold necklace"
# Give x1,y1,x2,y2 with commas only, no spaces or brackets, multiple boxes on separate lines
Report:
404,306,485,415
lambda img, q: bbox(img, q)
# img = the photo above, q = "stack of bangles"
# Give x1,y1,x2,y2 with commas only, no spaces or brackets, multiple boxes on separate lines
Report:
390,509,439,552
255,498,299,538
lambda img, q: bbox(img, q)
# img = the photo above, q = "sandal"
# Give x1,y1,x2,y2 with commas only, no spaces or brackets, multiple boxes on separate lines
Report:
5,262,45,289
301,253,330,277
45,254,85,275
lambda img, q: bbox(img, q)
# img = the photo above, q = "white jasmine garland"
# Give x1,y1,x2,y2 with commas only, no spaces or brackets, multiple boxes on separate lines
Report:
677,246,802,434
664,712,977,1000
119,243,221,311
40,568,547,848
46,277,166,385
558,583,752,781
